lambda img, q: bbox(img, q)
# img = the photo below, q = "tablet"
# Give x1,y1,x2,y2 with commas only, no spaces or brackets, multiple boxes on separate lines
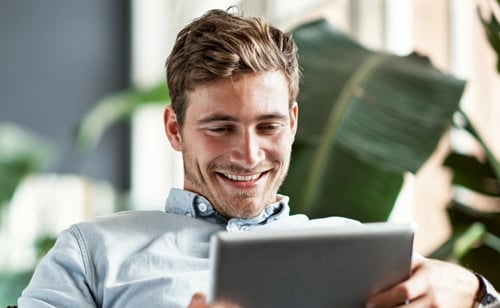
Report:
209,223,414,308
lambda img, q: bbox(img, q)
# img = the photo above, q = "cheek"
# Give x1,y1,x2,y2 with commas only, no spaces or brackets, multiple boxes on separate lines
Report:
268,135,293,160
190,135,229,161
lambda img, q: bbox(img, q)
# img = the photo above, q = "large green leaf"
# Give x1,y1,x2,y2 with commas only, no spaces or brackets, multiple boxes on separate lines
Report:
75,82,170,150
284,143,403,222
281,19,465,220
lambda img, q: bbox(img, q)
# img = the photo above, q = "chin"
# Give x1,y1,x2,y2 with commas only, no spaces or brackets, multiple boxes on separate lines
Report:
222,193,274,218
228,205,264,219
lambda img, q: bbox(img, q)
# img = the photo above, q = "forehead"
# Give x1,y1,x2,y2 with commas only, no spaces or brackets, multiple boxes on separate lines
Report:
185,71,290,118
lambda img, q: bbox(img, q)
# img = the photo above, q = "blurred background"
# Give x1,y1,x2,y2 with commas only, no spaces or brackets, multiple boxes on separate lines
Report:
0,0,499,304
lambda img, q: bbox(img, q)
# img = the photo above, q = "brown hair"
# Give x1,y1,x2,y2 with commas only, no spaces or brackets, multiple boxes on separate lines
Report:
165,8,299,127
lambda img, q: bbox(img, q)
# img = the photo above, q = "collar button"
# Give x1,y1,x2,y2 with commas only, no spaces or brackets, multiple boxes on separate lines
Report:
198,202,208,213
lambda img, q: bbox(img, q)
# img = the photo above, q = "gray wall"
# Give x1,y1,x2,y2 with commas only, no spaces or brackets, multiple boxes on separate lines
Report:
0,0,130,189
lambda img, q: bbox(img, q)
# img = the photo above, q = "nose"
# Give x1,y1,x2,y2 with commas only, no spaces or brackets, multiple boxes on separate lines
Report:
230,129,265,167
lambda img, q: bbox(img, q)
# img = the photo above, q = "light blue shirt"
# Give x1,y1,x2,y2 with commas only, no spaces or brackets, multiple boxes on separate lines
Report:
19,188,359,307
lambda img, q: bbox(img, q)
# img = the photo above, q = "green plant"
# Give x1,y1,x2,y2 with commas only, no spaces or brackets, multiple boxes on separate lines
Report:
430,110,500,287
280,19,465,222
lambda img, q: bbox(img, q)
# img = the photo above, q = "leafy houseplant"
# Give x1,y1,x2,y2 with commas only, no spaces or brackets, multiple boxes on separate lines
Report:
281,19,465,222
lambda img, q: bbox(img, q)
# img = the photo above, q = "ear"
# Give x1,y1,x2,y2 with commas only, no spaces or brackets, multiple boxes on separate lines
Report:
164,106,183,151
290,101,299,137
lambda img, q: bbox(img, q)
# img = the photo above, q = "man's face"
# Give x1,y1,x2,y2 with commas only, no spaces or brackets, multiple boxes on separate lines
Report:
164,71,298,219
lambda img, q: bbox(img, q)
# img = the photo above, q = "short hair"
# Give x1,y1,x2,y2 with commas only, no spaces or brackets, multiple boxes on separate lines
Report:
165,8,299,127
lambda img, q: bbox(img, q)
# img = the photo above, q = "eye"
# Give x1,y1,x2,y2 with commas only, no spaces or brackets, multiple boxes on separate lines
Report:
258,123,283,134
206,125,235,135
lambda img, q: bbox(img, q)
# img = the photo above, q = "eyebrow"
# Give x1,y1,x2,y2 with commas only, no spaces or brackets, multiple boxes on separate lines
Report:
197,114,238,125
197,112,289,125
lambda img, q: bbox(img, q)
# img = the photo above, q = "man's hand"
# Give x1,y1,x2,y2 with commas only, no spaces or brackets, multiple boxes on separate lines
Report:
188,292,241,308
365,257,480,307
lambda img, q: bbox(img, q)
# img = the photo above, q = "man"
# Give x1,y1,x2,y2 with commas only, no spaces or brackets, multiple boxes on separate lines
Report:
20,8,498,308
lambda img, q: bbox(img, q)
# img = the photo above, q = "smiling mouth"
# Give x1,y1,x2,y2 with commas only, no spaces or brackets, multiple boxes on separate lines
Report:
219,172,267,182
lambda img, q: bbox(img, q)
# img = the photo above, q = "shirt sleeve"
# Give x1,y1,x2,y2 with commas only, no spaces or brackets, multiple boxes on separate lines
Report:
18,225,97,307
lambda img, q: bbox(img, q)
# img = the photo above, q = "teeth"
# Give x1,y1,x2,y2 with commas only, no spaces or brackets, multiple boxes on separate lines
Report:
224,173,261,182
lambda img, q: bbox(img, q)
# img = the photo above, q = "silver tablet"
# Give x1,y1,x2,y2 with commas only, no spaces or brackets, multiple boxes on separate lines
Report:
209,223,414,308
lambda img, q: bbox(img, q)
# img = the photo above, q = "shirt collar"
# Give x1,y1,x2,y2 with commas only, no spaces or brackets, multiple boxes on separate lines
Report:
165,188,290,230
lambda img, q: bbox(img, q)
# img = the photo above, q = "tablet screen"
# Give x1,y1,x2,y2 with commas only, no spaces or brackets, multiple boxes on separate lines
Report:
209,223,414,308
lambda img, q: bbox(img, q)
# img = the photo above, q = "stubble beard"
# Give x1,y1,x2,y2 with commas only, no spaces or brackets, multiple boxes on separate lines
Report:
181,152,291,219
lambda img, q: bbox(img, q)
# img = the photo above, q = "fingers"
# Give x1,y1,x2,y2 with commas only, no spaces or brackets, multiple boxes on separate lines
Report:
188,292,207,308
365,279,427,308
188,292,243,308
365,261,429,307
366,257,481,308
